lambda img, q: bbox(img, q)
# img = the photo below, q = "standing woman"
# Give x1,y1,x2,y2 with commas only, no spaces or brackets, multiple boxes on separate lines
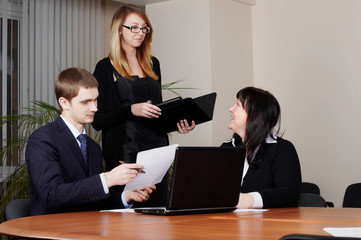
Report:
222,87,301,209
92,4,194,207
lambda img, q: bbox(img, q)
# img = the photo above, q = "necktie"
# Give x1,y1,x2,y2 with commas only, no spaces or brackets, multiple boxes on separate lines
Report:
77,134,88,166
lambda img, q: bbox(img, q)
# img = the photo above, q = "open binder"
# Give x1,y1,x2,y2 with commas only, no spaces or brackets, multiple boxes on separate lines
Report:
153,92,217,133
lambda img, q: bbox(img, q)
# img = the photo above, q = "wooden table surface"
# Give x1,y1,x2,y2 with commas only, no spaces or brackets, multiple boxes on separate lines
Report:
1,207,361,239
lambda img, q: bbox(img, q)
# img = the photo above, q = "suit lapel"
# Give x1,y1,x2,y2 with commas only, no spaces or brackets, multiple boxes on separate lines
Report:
55,117,89,176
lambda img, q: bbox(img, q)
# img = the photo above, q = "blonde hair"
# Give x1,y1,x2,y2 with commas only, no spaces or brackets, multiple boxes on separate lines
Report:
109,4,158,80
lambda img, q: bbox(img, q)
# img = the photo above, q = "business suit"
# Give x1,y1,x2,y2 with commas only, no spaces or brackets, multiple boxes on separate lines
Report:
222,137,301,208
26,116,124,215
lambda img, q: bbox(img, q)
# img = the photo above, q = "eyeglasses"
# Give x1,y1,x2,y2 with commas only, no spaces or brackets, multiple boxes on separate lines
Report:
122,25,151,33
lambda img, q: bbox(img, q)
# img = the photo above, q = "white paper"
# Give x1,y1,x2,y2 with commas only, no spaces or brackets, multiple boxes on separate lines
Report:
124,144,178,190
100,209,134,213
234,209,269,212
323,227,361,237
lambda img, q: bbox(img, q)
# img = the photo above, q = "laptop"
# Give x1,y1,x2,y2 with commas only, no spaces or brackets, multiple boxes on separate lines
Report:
134,146,245,215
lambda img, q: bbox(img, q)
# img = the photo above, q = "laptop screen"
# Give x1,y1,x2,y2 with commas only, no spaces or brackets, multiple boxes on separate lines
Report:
168,146,245,210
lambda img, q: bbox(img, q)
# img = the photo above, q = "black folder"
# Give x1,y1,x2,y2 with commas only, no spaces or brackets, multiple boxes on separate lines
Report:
154,92,217,133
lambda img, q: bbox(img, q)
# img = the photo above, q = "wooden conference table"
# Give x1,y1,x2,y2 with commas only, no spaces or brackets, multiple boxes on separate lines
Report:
1,207,361,239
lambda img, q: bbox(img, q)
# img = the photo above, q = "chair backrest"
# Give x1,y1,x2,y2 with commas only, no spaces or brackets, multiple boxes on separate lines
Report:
4,198,31,221
301,182,321,195
301,182,335,207
343,183,361,208
280,233,361,240
298,193,327,207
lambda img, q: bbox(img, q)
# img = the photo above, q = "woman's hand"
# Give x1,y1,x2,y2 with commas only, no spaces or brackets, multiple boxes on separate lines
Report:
125,185,156,203
237,193,254,209
131,102,161,119
177,119,195,134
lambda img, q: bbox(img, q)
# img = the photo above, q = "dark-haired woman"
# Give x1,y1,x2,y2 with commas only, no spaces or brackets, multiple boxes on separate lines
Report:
222,87,301,209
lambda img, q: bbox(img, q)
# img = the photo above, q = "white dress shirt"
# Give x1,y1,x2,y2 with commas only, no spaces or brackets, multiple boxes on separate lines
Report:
231,133,277,208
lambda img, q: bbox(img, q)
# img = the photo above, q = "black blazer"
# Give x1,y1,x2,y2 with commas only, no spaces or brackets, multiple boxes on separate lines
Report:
222,137,301,208
25,116,124,215
91,57,165,168
91,57,169,208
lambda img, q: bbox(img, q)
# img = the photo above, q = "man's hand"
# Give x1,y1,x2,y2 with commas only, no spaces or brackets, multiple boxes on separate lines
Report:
125,185,156,203
104,163,144,188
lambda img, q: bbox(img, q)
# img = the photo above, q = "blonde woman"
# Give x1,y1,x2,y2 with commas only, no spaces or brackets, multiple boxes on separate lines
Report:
92,4,194,207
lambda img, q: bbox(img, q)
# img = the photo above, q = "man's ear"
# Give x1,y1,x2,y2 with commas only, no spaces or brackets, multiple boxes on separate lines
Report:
58,97,69,110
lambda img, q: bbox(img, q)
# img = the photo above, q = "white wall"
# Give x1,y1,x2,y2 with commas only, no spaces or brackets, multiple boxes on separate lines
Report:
147,0,254,146
209,0,254,145
252,0,361,207
147,0,213,146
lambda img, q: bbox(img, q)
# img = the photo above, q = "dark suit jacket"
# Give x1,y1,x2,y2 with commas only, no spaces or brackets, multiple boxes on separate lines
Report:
25,116,124,215
222,137,301,208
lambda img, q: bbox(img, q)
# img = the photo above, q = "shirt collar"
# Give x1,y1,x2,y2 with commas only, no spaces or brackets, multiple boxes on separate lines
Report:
266,132,277,144
60,115,86,139
230,132,277,147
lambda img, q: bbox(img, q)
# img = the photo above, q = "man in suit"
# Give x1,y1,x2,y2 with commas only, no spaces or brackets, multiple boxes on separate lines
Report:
26,67,155,215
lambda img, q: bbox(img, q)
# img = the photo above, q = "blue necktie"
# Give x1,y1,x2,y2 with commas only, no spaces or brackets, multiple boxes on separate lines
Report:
77,134,88,166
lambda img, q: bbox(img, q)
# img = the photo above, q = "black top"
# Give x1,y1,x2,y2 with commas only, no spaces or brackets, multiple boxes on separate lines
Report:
92,57,168,168
221,137,301,208
92,57,168,207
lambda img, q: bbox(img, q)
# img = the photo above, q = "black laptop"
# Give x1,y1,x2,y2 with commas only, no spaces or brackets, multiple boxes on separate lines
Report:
134,146,245,215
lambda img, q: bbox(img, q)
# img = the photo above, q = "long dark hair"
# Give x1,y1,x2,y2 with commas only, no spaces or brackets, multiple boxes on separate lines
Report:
233,87,281,167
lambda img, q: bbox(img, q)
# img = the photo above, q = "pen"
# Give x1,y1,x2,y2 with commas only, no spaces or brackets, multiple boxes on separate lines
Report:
119,161,146,173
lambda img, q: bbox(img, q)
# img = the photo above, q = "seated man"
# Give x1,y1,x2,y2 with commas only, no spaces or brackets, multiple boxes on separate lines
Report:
26,67,155,215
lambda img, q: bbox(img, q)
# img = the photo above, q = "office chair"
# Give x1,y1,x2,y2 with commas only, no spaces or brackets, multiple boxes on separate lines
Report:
298,193,327,207
343,183,361,208
3,198,31,221
280,233,361,240
301,182,321,195
301,182,334,207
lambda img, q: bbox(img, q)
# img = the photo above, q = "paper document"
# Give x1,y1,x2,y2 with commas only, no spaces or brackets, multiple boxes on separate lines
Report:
323,227,361,237
100,209,135,213
124,144,178,190
234,209,268,212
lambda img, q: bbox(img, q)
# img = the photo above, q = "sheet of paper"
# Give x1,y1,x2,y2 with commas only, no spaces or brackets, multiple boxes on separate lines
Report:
234,209,268,212
100,209,134,213
124,144,178,190
323,227,361,237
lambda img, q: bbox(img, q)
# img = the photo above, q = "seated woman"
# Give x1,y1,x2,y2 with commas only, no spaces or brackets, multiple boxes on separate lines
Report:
222,86,301,209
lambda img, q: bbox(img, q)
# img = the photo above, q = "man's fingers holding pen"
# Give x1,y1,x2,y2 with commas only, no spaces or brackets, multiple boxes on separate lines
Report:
121,163,144,170
104,163,144,188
